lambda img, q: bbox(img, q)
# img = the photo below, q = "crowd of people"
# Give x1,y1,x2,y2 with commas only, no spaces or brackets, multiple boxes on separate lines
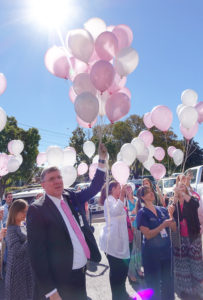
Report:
0,147,203,300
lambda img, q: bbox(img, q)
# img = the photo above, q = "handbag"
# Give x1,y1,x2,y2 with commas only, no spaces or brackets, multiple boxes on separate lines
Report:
74,195,102,263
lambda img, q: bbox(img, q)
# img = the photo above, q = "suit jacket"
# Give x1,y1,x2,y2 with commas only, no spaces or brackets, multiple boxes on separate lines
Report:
26,169,105,298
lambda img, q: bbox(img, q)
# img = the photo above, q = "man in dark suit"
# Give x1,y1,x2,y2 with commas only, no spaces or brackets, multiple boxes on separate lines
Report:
27,144,107,300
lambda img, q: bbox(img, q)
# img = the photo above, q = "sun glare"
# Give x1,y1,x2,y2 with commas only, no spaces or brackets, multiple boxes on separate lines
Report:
30,0,76,29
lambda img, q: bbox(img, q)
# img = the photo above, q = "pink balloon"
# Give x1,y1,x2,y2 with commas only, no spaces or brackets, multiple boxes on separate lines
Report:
88,50,100,66
69,86,77,103
90,60,115,92
119,87,131,99
154,147,165,161
95,31,118,61
195,101,203,124
167,146,176,158
105,92,130,123
0,168,8,176
0,73,7,95
180,122,198,140
112,24,133,51
69,57,88,81
138,130,154,147
0,153,9,169
89,163,98,180
108,73,127,94
151,105,173,132
111,161,130,185
150,163,166,180
76,116,97,128
78,162,88,176
36,152,47,166
143,112,154,129
44,46,70,79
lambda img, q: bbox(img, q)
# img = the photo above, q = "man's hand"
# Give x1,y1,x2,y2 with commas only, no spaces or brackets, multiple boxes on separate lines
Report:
98,143,107,160
50,291,62,300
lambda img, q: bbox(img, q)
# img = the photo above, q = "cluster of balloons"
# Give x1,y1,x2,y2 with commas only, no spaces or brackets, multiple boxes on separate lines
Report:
0,140,24,176
177,89,203,140
111,129,168,184
36,140,100,187
44,18,139,126
143,105,173,132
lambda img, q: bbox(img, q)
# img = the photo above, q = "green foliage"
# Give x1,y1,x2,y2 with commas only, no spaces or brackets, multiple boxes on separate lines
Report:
0,117,40,198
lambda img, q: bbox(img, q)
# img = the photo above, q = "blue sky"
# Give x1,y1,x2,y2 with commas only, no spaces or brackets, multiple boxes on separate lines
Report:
0,0,202,153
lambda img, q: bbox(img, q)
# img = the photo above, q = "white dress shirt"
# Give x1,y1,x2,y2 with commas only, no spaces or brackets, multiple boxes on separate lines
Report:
45,194,87,298
99,195,130,259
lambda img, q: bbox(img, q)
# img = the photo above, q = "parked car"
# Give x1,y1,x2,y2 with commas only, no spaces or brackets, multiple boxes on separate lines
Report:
158,177,176,197
74,182,103,213
184,165,203,196
12,188,44,204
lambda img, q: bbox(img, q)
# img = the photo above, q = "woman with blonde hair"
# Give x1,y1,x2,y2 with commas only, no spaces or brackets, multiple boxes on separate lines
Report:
5,199,34,300
170,182,203,299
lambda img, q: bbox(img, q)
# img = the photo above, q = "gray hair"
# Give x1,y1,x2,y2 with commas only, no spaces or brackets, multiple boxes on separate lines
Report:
40,166,61,182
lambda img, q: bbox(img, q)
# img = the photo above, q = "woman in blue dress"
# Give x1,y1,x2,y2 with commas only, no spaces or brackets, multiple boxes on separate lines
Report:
136,185,176,300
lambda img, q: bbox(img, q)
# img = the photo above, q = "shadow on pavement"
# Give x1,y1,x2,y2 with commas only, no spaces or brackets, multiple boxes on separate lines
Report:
86,261,109,277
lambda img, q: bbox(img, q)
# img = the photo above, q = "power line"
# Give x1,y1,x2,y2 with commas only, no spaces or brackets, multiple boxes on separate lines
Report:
18,122,69,137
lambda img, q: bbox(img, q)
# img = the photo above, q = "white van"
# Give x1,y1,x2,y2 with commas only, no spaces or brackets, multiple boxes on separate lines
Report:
159,177,176,197
12,188,44,204
185,165,203,196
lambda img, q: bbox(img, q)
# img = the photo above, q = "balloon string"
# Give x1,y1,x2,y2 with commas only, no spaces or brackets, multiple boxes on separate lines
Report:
106,156,110,253
164,132,170,175
182,139,189,173
56,27,73,73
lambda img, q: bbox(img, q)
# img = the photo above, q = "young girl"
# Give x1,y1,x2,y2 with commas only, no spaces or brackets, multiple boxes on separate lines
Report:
5,199,34,300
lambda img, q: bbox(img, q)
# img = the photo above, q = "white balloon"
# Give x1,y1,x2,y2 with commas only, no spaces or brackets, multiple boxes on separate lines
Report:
92,154,99,164
14,154,23,165
148,145,155,158
46,146,64,166
7,158,20,172
67,29,94,63
176,104,186,116
84,18,107,40
143,157,155,171
83,141,95,158
137,147,149,163
73,73,97,96
74,92,99,123
181,89,198,107
9,140,24,155
179,106,198,129
0,107,7,132
131,137,145,156
120,143,137,166
0,73,7,95
61,165,77,188
173,149,184,166
114,47,139,77
63,147,76,166
37,152,47,166
117,152,122,161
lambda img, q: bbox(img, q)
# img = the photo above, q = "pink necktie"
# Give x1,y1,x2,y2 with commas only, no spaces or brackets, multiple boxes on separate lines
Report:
60,199,90,259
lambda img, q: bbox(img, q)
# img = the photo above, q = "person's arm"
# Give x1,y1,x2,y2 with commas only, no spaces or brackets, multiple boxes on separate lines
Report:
140,219,175,240
27,205,56,297
6,229,27,257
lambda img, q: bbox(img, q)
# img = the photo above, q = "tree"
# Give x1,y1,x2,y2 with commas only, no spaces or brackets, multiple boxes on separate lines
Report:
184,140,203,171
0,117,40,198
69,127,90,164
